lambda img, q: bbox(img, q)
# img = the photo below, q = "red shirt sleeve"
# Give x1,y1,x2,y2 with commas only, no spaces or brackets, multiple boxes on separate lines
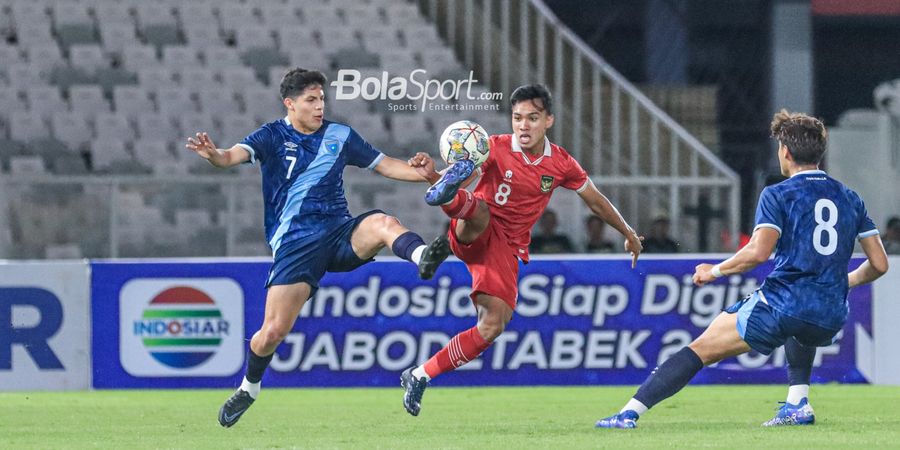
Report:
561,154,589,191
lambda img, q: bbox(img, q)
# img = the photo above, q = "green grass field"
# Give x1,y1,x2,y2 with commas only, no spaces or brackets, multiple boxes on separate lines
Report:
2,385,899,449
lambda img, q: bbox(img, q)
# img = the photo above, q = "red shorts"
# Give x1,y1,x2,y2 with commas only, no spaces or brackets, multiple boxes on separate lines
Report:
448,217,520,309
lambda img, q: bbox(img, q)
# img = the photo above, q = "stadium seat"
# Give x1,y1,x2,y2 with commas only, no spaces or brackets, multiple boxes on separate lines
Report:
276,28,318,52
418,47,462,76
402,23,444,48
241,48,288,81
259,4,302,30
217,3,257,33
360,29,402,51
45,243,83,259
220,66,258,89
137,114,178,142
383,2,427,26
183,27,223,48
177,114,216,143
0,45,23,66
7,63,51,87
137,67,174,91
241,86,283,122
177,67,218,90
175,209,212,230
390,114,431,147
267,66,290,87
162,46,198,68
53,2,95,48
25,86,65,119
317,27,360,56
154,86,196,119
285,49,331,72
88,137,130,170
68,85,110,114
93,3,132,27
136,4,180,48
375,48,418,73
68,45,107,75
328,98,370,123
9,155,47,175
176,3,217,29
235,28,274,51
95,67,137,96
0,88,28,119
48,152,89,175
121,45,158,73
99,23,139,53
299,4,342,28
350,115,391,148
202,46,242,68
25,43,64,72
132,139,173,167
49,65,96,92
112,85,151,118
51,113,92,150
196,87,241,114
341,5,383,26
216,113,257,147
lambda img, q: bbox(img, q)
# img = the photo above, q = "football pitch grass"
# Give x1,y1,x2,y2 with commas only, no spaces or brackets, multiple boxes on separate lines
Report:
2,385,899,449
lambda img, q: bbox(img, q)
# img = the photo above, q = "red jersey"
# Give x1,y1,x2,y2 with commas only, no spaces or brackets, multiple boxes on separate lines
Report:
472,134,589,262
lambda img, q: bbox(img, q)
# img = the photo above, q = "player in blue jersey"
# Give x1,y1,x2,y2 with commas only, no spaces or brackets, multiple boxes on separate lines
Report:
186,68,448,427
596,109,889,429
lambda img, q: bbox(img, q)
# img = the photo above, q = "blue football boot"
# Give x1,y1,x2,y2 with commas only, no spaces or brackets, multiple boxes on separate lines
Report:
425,159,476,206
762,398,816,427
595,410,640,429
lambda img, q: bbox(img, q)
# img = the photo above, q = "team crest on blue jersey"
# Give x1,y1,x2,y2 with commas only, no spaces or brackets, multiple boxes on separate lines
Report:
324,140,340,154
540,175,554,193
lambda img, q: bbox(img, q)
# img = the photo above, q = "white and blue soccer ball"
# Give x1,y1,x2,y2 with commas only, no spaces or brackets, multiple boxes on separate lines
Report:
439,120,491,168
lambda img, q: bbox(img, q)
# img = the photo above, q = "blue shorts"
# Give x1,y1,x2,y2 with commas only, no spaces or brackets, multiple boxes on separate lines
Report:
725,290,840,355
265,210,383,292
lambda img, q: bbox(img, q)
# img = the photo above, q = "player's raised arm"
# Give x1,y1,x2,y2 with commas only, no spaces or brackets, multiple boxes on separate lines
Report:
849,234,889,287
577,179,643,267
185,132,250,168
693,227,780,286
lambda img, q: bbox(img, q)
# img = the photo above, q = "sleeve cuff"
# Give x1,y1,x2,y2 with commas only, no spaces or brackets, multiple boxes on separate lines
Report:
858,229,880,239
235,143,257,165
366,152,385,171
575,179,590,193
754,223,782,235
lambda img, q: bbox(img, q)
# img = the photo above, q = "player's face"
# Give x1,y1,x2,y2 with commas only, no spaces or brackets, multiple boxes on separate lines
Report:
285,85,325,134
511,99,554,153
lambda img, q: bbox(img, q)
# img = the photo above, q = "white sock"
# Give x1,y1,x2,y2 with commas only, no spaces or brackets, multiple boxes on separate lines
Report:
410,245,425,265
787,384,809,404
621,398,648,416
240,377,261,399
411,365,431,382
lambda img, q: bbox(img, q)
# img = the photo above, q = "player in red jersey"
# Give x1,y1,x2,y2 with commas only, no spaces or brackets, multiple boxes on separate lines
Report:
400,84,644,416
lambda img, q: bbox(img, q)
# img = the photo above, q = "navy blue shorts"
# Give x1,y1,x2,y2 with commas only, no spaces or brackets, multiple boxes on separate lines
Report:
265,210,383,292
725,290,840,355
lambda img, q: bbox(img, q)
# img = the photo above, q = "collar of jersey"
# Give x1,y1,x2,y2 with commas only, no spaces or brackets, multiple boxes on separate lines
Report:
791,169,826,178
283,116,322,137
511,136,551,165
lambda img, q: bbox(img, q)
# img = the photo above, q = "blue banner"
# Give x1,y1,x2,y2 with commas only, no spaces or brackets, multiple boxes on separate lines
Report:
91,257,871,389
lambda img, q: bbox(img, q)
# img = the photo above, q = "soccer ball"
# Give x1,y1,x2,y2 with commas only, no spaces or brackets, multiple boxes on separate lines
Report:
438,120,490,168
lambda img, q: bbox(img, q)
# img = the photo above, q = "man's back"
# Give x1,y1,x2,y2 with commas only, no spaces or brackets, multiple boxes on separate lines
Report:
755,170,877,330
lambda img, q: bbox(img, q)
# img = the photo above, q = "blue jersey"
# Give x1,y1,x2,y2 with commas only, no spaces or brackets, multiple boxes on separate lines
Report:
754,170,878,330
237,118,384,253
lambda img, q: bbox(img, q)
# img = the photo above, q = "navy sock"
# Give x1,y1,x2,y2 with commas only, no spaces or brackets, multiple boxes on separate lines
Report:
245,349,274,383
391,231,425,262
633,347,704,409
785,337,815,386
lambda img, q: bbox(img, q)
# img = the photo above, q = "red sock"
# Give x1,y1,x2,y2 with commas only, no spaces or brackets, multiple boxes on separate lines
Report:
422,326,490,379
440,190,478,220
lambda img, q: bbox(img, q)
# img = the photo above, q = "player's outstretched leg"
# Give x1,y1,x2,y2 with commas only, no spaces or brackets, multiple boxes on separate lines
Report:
418,234,451,280
425,159,476,206
400,367,429,416
218,348,271,427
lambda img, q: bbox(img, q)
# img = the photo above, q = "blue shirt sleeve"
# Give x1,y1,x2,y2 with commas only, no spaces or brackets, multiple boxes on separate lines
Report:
754,186,784,235
236,124,275,165
344,128,384,170
854,194,879,239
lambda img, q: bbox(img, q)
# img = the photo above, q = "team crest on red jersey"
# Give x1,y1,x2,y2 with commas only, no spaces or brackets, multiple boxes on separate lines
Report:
540,175,554,193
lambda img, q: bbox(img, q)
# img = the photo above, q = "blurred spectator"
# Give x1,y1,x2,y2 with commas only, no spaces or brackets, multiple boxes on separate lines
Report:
884,216,900,255
530,209,574,253
643,215,679,253
585,215,615,253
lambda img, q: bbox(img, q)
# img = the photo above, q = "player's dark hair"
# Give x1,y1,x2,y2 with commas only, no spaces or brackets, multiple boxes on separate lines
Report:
510,84,553,115
280,68,327,100
888,216,900,230
770,109,827,165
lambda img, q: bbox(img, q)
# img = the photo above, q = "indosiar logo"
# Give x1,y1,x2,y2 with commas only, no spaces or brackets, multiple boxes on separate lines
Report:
120,279,244,377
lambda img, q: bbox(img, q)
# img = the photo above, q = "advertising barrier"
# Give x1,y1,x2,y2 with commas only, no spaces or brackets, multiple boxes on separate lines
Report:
0,262,91,390
91,257,872,389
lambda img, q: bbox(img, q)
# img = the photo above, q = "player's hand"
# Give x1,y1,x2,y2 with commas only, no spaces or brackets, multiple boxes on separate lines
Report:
693,263,716,286
625,233,644,268
186,132,224,165
408,152,440,184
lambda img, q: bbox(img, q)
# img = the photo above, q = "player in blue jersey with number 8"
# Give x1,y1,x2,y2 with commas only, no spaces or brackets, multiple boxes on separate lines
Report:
596,109,889,429
187,68,450,427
